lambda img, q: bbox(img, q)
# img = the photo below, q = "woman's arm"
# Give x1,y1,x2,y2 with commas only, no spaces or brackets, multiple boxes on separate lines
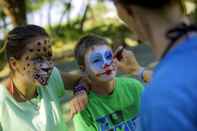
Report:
115,49,153,83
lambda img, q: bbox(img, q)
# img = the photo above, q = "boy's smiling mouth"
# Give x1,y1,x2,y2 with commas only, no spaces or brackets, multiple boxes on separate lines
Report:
96,67,115,76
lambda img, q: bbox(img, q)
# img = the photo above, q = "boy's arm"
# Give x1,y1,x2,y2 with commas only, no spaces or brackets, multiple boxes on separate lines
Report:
60,71,89,118
64,91,88,120
61,71,91,91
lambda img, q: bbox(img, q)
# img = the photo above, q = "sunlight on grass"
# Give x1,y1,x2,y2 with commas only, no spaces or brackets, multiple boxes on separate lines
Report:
185,1,196,14
53,41,75,52
125,38,138,47
52,41,76,58
0,64,10,78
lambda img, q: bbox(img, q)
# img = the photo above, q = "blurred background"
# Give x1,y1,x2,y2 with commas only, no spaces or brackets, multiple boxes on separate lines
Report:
0,0,196,130
0,0,197,78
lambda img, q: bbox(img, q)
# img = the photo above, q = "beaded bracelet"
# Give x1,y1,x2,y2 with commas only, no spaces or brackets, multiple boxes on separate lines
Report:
73,83,87,94
137,67,145,82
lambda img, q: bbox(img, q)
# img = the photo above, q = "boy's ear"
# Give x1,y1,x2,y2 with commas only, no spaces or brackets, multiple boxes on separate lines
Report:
9,57,17,70
80,65,89,77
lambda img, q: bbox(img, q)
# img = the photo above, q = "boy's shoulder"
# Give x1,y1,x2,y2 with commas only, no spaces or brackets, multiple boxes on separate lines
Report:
115,76,144,93
115,76,142,86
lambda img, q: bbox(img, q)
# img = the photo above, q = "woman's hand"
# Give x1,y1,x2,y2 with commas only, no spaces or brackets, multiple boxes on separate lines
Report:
114,48,152,82
114,49,141,75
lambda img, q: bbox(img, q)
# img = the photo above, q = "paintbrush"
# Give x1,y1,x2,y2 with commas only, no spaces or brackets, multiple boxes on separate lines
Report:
113,43,126,61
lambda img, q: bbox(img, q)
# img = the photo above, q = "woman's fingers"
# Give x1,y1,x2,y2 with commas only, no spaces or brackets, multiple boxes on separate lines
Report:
115,49,141,75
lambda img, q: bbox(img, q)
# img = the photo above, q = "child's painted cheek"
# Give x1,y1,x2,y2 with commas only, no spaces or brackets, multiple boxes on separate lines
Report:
29,48,34,52
33,40,50,54
43,47,47,52
24,56,29,70
91,62,104,74
36,42,43,53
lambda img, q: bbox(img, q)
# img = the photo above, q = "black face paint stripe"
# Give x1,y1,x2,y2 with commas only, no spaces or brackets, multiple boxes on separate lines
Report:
29,49,34,52
25,56,29,60
37,49,41,52
43,47,47,52
44,40,48,44
37,42,41,46
48,52,52,57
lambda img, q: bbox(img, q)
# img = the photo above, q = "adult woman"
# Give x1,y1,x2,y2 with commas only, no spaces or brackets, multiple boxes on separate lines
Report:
112,0,197,130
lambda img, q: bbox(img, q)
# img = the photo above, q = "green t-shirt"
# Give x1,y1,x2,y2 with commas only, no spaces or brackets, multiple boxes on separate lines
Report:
73,77,144,131
0,67,68,131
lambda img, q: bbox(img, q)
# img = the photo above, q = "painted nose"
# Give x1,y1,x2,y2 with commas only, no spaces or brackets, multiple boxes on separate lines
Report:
103,63,110,69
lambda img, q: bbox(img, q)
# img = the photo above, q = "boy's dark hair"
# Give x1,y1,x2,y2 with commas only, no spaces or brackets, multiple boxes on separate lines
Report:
74,35,109,67
113,0,177,9
6,24,49,60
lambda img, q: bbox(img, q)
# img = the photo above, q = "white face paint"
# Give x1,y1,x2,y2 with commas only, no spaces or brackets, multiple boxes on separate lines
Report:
85,45,117,82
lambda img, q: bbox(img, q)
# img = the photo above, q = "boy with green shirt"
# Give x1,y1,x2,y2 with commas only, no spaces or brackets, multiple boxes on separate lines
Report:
73,35,144,131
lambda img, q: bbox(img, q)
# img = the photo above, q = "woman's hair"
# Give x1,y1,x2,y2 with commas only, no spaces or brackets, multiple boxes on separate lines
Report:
74,34,109,67
6,24,49,60
113,0,180,9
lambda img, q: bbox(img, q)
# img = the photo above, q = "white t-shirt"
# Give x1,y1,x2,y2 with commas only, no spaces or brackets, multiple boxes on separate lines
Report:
0,67,68,131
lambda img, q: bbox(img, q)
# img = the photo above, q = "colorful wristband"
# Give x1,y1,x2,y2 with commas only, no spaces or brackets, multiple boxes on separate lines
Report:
73,83,87,94
137,67,145,82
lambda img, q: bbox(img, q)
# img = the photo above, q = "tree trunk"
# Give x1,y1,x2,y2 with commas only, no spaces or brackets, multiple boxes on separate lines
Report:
80,3,89,32
0,0,27,27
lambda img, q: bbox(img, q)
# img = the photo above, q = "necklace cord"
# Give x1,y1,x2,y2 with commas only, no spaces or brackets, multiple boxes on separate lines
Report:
8,79,39,110
161,23,197,59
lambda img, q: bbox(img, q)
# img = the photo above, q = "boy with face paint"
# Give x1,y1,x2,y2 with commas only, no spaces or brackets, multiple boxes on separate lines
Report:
0,25,87,131
73,35,144,131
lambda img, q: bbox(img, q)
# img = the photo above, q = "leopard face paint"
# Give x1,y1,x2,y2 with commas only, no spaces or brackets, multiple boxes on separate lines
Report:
33,60,53,86
85,45,117,82
19,36,54,86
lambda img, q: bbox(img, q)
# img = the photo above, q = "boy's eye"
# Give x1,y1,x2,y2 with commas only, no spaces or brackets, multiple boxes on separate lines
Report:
106,54,112,59
93,59,101,63
90,53,103,64
105,51,112,60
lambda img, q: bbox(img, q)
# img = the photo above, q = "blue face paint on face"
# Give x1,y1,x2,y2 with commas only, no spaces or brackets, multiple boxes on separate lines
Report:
90,50,113,71
105,50,113,61
85,45,117,82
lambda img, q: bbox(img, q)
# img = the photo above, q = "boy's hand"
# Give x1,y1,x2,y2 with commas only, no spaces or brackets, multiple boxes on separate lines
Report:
67,90,88,120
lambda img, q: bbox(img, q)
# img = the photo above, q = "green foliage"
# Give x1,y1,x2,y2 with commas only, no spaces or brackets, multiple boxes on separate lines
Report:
0,41,6,71
26,0,49,12
0,9,6,22
47,0,132,46
47,17,131,46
